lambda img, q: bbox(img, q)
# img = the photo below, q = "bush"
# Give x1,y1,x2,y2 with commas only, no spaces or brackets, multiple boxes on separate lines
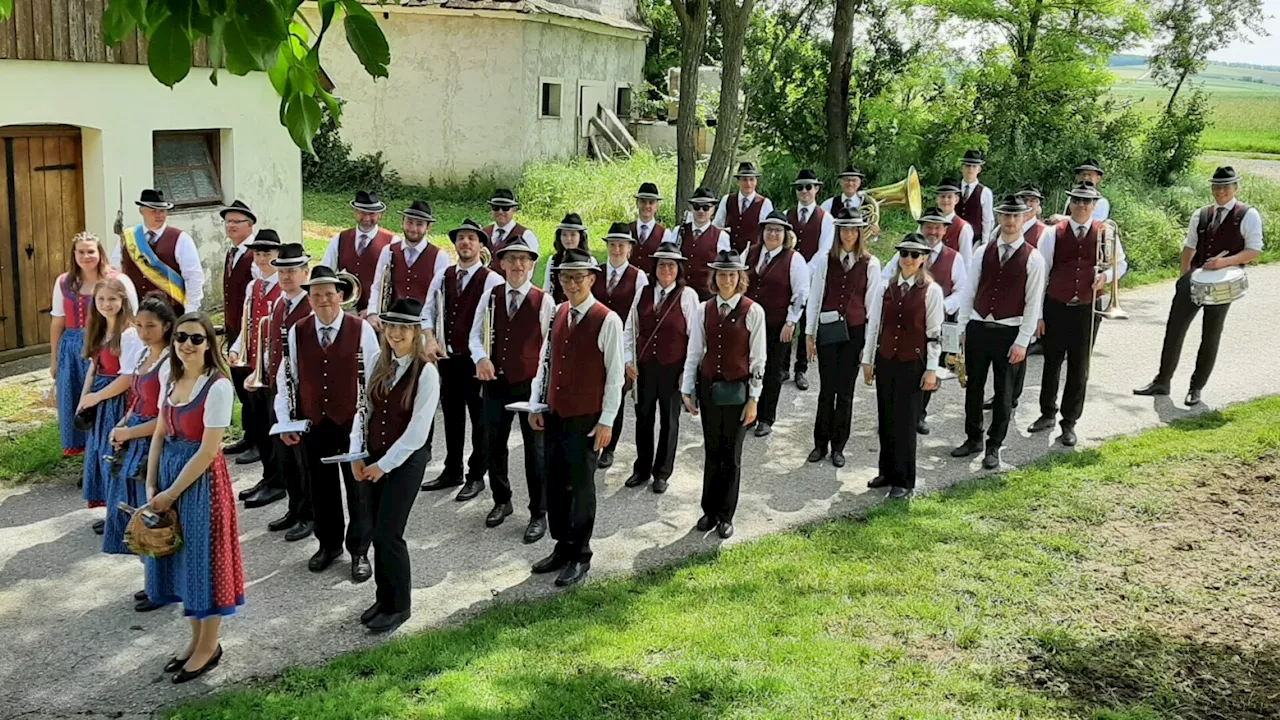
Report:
1141,88,1211,186
302,107,404,195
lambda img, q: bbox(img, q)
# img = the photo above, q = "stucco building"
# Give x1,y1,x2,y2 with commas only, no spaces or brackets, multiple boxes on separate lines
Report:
305,0,648,185
0,0,301,357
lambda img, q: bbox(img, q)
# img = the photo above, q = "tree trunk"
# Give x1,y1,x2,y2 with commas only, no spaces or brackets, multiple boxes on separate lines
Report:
1165,68,1190,115
825,0,858,172
672,0,710,212
699,0,757,195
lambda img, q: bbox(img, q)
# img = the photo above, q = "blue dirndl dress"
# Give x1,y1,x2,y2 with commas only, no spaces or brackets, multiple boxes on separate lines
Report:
81,346,129,508
55,277,94,455
103,351,166,555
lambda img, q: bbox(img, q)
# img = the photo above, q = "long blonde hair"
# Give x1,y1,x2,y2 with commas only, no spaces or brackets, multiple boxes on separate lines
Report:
83,277,135,358
828,226,871,266
67,232,114,292
369,328,432,410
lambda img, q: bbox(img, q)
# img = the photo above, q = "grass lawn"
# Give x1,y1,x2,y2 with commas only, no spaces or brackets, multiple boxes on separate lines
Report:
172,396,1280,720
1111,76,1280,155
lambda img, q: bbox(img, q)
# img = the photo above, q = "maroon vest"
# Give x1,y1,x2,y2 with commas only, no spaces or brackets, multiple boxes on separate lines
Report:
389,241,440,305
1047,222,1101,305
746,244,795,328
367,364,420,459
490,285,546,383
629,221,668,274
878,281,929,362
267,294,312,389
243,278,282,371
443,264,492,354
1194,203,1250,269
337,228,394,313
483,223,527,278
786,206,826,261
973,241,1032,320
679,223,724,299
928,246,959,298
546,302,609,418
700,297,754,383
223,246,255,341
636,284,689,367
956,183,985,241
295,313,365,427
821,255,870,327
121,226,183,312
1023,220,1048,248
724,194,766,252
942,216,971,255
592,264,640,318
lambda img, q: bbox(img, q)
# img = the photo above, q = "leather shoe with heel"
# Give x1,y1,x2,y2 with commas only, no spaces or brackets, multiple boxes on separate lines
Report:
695,515,715,532
360,602,383,626
830,450,846,468
717,521,734,539
421,473,463,492
267,513,297,532
523,515,547,544
753,421,772,437
285,521,314,542
367,610,410,633
867,476,892,489
454,479,485,502
951,439,983,458
1185,388,1202,406
172,645,222,684
794,371,809,391
807,448,827,463
982,448,1001,470
351,555,372,584
308,548,343,573
486,502,513,528
652,477,669,494
532,552,569,574
237,479,265,501
624,472,649,488
888,487,913,500
597,450,615,468
234,447,261,465
555,561,590,587
1133,380,1171,397
1028,416,1056,433
1059,426,1078,447
243,485,286,509
916,419,930,435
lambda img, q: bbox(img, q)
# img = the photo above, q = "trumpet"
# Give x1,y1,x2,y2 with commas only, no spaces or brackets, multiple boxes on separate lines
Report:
1095,219,1127,321
338,270,362,311
244,316,270,391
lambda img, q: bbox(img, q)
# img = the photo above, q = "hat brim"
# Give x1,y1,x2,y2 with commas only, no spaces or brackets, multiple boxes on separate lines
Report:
604,233,636,243
896,243,932,253
634,192,663,200
837,172,866,179
448,227,486,243
271,257,310,268
488,199,519,208
709,262,748,271
688,197,718,206
996,205,1030,215
136,201,174,211
961,159,986,166
302,277,353,295
760,220,793,230
350,201,387,213
556,224,587,232
554,262,603,272
246,242,283,251
651,252,686,262
494,245,539,260
380,312,424,326
935,186,961,194
917,215,951,225
399,210,436,222
219,207,256,223
1065,191,1100,200
733,172,761,179
1016,192,1045,200
792,179,823,186
1075,165,1105,174
1210,177,1241,185
834,219,869,228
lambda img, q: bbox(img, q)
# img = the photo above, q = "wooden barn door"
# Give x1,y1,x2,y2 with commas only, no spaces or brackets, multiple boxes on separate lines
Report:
0,127,84,352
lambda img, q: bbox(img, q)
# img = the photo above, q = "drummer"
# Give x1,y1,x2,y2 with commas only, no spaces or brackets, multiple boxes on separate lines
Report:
1134,166,1263,406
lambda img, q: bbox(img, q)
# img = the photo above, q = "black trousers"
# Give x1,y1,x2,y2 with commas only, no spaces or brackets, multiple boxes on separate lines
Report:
793,308,809,374
369,443,430,613
546,412,599,563
483,377,546,516
876,358,924,489
698,380,747,523
439,355,487,481
758,323,792,425
269,400,312,522
813,325,866,453
632,358,683,481
920,313,957,423
303,417,372,556
964,321,1021,449
230,366,278,485
1039,300,1096,426
605,384,628,454
1156,272,1231,391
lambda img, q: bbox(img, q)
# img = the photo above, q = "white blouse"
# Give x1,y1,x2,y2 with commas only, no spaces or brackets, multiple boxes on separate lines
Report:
158,364,234,429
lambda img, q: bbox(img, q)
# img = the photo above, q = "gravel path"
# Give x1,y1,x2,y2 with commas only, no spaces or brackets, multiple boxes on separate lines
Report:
2,266,1278,720
1204,154,1280,184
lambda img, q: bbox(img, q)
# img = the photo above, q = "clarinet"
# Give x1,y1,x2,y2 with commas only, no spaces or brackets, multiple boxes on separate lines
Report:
354,339,369,456
537,303,564,407
380,249,394,318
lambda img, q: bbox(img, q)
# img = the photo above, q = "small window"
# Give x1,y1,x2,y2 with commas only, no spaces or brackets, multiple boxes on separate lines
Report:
616,86,633,118
153,131,223,207
541,81,563,118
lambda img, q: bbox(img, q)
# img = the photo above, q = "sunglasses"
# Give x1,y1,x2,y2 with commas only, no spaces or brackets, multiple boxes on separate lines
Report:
691,204,715,212
797,184,817,191
1069,196,1095,204
174,332,208,346
901,250,927,259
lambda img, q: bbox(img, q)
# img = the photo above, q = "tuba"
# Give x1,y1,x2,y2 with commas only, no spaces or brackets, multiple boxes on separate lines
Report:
861,166,925,230
1095,219,1127,320
337,270,362,311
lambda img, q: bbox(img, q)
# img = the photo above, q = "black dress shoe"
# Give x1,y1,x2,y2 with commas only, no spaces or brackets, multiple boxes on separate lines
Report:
781,370,791,383
624,472,649,488
92,518,105,535
794,371,810,391
485,502,513,528
652,477,669,494
597,450,615,468
753,421,773,438
717,521,734,539
532,552,569,574
1027,342,1044,356
982,449,1001,470
285,521,314,542
916,419,930,435
360,601,383,626
243,485,287,509
267,513,297,532
1059,426,1078,447
135,597,166,612
1028,415,1056,433
172,645,222,684
308,548,343,573
455,479,485,502
234,447,261,465
554,561,590,587
983,397,994,410
695,515,715,532
237,479,266,501
134,589,149,601
351,555,372,584
867,476,892,489
366,610,410,633
223,438,253,455
888,487,914,500
1133,381,1171,397
163,655,190,673
421,473,463,492
807,448,827,463
951,439,983,457
1185,388,1202,406
830,450,846,468
523,515,547,544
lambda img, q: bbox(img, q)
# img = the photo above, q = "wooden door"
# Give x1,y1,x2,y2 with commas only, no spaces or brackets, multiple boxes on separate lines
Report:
0,127,84,351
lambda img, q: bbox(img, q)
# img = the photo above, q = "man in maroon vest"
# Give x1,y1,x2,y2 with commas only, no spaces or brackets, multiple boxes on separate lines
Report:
679,187,733,301
746,212,810,436
952,195,1047,470
218,199,260,458
110,188,205,314
1135,166,1265,406
420,220,504,500
471,235,555,543
629,182,668,273
934,178,976,263
821,165,869,217
367,200,450,330
956,151,994,245
275,266,381,583
592,222,649,469
321,191,399,316
529,248,625,587
714,161,774,254
787,169,833,390
1028,182,1126,448
483,189,538,278
1017,185,1048,248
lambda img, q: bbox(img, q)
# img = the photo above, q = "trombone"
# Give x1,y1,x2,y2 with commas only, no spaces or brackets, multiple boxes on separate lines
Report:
1088,219,1127,361
244,316,271,391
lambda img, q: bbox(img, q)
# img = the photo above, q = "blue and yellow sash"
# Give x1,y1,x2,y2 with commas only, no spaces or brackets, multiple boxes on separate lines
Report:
122,225,186,306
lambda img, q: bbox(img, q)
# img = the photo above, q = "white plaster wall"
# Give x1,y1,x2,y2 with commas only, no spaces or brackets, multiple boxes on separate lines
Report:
0,60,301,310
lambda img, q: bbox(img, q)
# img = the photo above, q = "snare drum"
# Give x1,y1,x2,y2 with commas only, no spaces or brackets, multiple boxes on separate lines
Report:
1189,267,1248,306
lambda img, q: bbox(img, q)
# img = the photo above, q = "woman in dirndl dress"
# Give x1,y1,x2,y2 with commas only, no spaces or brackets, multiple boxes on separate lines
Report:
80,278,141,533
50,232,136,457
143,313,244,684
102,294,175,611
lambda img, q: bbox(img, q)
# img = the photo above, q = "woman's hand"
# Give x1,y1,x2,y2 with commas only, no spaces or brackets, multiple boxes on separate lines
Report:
282,432,301,446
77,392,99,412
807,336,816,362
530,413,545,431
109,427,128,449
625,363,639,382
862,363,874,386
682,394,699,417
780,323,795,344
351,459,367,481
364,463,386,482
49,362,57,380
921,370,938,392
741,398,758,426
150,489,175,513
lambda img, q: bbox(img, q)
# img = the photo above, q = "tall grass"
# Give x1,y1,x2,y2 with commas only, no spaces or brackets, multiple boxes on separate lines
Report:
518,149,680,227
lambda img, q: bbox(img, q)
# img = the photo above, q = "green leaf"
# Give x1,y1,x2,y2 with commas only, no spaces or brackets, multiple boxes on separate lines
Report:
268,46,291,95
342,4,390,79
120,0,145,24
238,0,288,47
223,17,276,74
284,92,323,154
102,1,138,45
317,87,342,124
147,16,193,87
0,0,13,23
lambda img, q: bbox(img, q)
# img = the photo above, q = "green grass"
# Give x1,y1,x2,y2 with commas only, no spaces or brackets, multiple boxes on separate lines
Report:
1111,73,1280,155
171,396,1280,719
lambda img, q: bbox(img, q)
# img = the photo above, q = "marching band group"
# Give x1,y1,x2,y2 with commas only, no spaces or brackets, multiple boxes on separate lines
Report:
47,152,1263,682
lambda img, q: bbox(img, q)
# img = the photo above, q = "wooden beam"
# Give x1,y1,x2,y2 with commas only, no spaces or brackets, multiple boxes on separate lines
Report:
67,0,86,62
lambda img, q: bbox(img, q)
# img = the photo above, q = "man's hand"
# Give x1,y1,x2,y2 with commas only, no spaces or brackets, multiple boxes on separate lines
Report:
1036,320,1045,338
1093,273,1107,292
682,394,699,416
1203,251,1230,271
1009,343,1027,364
921,370,938,392
780,323,795,344
530,413,544,431
592,424,612,452
740,399,758,426
282,432,301,446
228,352,240,366
367,315,383,332
625,363,639,382
476,358,497,381
807,335,816,362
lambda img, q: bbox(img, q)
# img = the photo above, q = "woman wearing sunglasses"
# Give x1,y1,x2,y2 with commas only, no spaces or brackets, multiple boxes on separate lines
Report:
143,313,244,683
863,234,944,500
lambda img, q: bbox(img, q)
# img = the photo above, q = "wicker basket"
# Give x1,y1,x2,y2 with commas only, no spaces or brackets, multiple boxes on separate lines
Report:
124,506,184,558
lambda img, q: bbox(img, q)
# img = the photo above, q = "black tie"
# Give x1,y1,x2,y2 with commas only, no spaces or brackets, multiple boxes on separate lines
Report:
1210,206,1227,232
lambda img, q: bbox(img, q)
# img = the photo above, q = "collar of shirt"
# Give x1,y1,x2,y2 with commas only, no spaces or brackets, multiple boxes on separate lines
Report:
1068,219,1092,235
998,237,1026,253
393,353,413,370
146,223,168,238
507,280,533,298
928,244,943,262
496,221,517,235
839,249,859,264
570,294,597,316
258,273,279,291
1215,199,1238,213
456,259,482,275
609,261,630,276
717,293,742,311
231,233,253,261
285,290,306,309
898,274,919,288
843,193,860,203
637,219,655,232
402,238,429,252
357,225,380,240
1022,218,1039,232
942,211,957,222
738,192,756,204
691,221,712,233
798,202,816,213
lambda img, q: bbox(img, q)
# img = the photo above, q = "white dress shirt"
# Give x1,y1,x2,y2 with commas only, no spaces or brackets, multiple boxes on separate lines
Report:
1183,199,1265,253
681,293,768,399
528,294,625,426
804,251,883,335
625,283,701,363
228,273,280,357
422,260,505,345
635,219,661,245
604,261,651,363
820,192,865,213
368,356,441,472
940,211,976,263
321,225,404,271
713,192,774,229
489,221,538,252
960,182,996,243
368,238,452,316
109,224,205,309
957,237,1047,348
881,243,969,316
662,222,734,254
108,327,145,376
1037,219,1128,317
792,202,836,259
862,274,946,371
274,314,381,451
52,273,139,317
753,244,811,324
468,279,556,364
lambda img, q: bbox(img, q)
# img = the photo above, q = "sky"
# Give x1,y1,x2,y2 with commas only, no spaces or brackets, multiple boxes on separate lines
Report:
1206,0,1280,65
